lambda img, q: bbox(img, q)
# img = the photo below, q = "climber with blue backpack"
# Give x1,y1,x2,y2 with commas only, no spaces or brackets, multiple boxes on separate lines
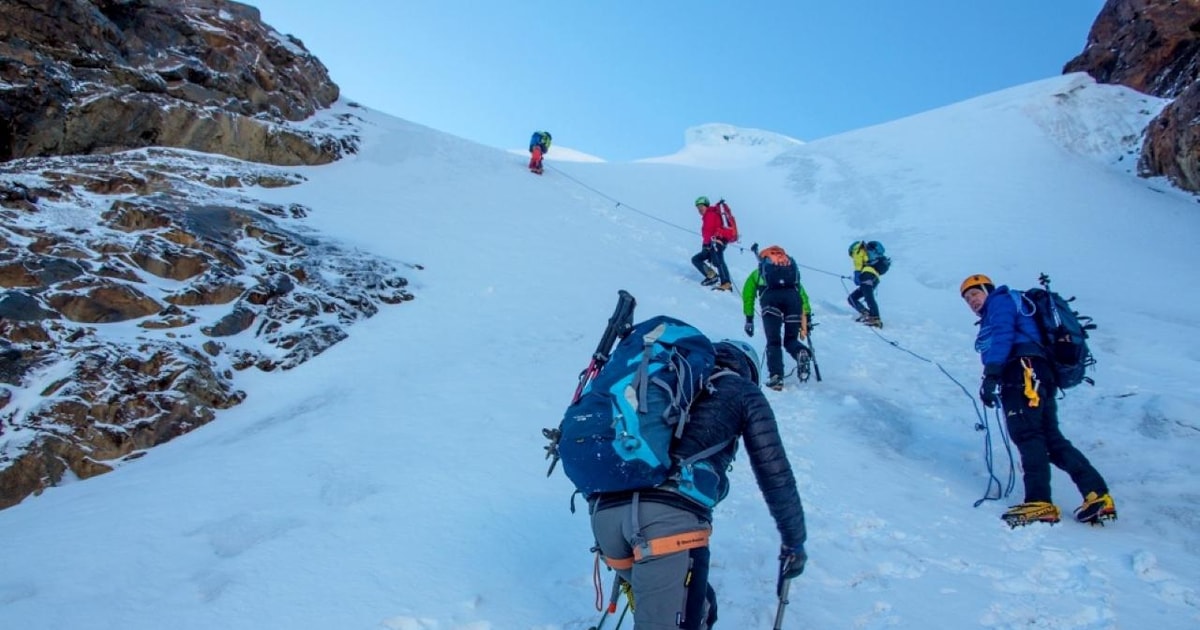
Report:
528,130,552,174
847,240,890,328
961,273,1115,528
545,296,807,629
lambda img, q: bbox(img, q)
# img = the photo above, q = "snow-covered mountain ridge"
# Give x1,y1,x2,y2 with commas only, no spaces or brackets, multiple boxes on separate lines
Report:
0,72,1197,630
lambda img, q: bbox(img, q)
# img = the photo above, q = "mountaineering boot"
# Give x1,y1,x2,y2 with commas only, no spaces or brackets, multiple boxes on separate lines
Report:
862,316,883,328
1001,501,1061,528
793,350,811,383
765,374,784,391
701,276,720,287
1074,492,1117,525
713,282,733,292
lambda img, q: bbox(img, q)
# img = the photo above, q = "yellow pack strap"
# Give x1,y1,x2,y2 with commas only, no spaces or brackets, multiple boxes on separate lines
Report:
1022,358,1040,408
602,529,712,570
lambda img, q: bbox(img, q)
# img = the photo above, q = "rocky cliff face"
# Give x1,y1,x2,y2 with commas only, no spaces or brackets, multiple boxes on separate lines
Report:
0,0,351,164
1064,0,1200,192
0,1,412,508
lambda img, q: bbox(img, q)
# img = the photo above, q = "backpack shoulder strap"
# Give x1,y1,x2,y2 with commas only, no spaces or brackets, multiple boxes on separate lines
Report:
1011,290,1035,316
674,368,740,466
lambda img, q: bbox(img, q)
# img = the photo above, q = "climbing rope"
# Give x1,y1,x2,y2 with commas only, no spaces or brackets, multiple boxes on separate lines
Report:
973,408,1017,507
545,164,848,279
545,161,1011,504
836,278,1015,505
547,164,700,238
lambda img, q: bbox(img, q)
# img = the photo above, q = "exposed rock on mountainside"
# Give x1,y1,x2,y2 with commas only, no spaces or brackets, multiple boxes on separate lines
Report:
0,0,352,164
1064,0,1200,192
0,145,414,509
0,1,411,509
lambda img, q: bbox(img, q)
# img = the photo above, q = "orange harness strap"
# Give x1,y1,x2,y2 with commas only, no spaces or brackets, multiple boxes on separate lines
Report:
603,529,711,570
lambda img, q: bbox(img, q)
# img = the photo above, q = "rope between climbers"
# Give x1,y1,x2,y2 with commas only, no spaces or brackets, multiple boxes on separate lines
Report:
546,162,1011,506
545,164,849,279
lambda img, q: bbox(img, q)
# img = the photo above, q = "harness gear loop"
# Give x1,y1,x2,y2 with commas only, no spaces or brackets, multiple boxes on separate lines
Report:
1021,358,1040,408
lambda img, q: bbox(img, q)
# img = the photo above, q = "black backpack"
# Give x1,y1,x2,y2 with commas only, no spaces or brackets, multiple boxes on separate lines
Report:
1017,279,1097,389
757,245,799,289
865,241,891,275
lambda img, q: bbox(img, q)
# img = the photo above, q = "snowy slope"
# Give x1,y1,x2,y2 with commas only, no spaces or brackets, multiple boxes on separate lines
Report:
640,122,805,167
1,73,1198,630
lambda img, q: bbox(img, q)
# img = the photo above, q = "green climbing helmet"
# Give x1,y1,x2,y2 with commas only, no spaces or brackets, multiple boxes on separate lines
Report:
695,196,710,207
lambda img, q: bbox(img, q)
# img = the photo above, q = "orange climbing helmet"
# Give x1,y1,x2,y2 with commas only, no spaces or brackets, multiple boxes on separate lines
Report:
959,274,995,296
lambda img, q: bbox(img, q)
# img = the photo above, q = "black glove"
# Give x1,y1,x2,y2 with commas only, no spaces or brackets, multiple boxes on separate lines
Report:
744,316,754,337
979,374,1001,408
780,543,807,579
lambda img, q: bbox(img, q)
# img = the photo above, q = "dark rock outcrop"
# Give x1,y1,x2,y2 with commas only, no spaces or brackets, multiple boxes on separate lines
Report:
0,0,355,165
1064,0,1200,191
0,0,412,511
0,147,412,510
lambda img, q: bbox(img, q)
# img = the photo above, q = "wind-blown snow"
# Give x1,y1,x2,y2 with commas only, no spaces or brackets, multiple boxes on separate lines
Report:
640,122,805,167
1,73,1198,630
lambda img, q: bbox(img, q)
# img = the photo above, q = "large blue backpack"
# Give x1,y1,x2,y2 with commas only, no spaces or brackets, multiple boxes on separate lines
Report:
556,316,731,507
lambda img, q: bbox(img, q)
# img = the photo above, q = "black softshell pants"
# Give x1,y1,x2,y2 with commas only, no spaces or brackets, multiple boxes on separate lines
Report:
760,288,809,380
691,241,730,284
999,357,1108,504
847,271,880,318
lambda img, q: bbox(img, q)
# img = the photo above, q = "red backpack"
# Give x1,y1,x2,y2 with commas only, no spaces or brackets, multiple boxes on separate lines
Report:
715,200,739,243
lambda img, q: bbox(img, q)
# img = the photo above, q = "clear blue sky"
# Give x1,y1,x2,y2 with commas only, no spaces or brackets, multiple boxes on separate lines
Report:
248,1,1105,161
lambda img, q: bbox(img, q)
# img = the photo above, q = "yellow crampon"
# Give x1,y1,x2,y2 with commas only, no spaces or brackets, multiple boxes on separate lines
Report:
1001,501,1061,528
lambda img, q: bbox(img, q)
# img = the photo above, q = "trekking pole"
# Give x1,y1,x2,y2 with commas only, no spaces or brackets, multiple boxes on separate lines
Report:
773,555,794,630
545,290,638,476
572,290,637,403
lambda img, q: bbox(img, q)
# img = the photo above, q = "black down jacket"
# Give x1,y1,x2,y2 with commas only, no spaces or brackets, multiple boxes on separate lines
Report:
592,343,808,548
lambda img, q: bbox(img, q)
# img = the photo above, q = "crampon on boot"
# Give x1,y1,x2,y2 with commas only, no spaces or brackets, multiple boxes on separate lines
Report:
1001,501,1061,528
1074,492,1117,526
765,374,784,391
794,350,811,383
